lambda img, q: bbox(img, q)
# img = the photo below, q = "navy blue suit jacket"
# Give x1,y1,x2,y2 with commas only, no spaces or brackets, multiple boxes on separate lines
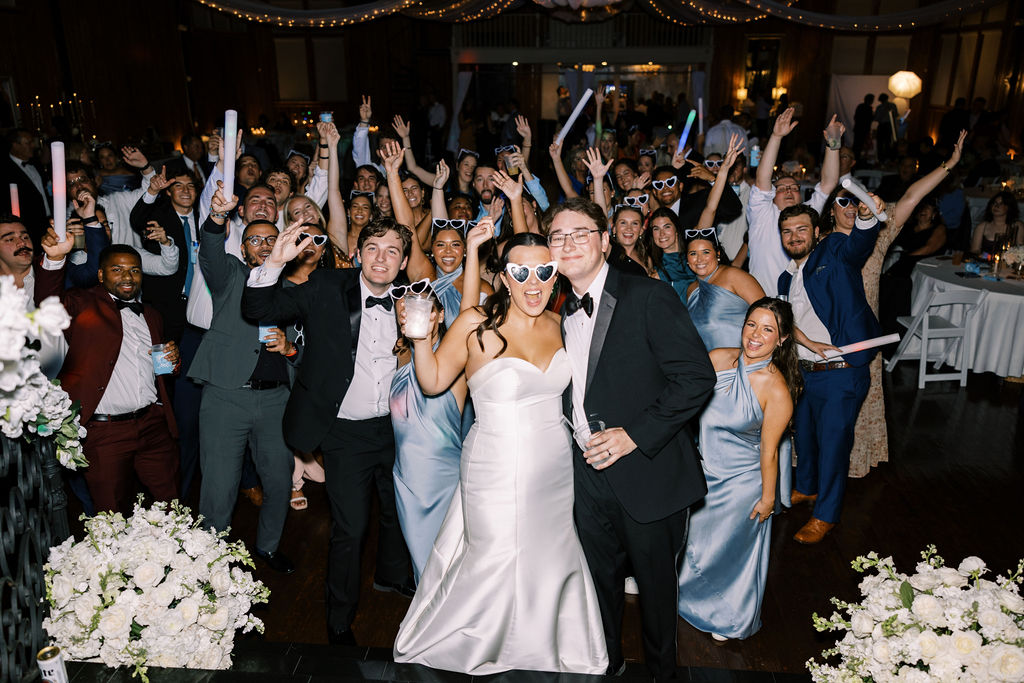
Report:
778,220,882,368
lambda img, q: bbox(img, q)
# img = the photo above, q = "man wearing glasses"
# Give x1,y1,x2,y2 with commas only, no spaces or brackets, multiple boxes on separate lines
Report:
547,197,715,681
189,183,299,576
747,108,842,296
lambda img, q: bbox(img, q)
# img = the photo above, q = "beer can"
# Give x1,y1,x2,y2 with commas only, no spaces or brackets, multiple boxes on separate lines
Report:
37,645,69,683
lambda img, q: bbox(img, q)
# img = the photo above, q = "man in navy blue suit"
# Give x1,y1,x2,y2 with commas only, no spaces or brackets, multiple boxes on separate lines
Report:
776,198,883,544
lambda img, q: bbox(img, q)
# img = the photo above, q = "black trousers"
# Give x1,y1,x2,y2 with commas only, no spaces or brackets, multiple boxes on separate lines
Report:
573,454,687,681
322,415,410,630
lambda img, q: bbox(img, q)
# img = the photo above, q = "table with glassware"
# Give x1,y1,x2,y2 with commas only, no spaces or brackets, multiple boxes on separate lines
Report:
909,256,1024,377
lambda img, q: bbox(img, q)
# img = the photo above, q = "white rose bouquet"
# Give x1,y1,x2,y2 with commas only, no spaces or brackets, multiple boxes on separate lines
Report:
42,498,270,682
0,276,85,469
808,545,1024,682
1001,246,1024,267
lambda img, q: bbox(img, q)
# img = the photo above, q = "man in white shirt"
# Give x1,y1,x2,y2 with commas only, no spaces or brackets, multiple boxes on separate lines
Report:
65,151,157,249
746,108,842,296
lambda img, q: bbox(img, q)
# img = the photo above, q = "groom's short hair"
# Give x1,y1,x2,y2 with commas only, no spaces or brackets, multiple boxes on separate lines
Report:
541,197,606,235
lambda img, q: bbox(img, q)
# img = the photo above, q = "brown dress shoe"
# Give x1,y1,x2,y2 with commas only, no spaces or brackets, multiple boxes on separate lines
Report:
241,486,264,507
794,517,834,544
790,490,818,506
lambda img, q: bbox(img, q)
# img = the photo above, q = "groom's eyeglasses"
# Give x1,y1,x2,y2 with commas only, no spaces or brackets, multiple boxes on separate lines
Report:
505,261,558,283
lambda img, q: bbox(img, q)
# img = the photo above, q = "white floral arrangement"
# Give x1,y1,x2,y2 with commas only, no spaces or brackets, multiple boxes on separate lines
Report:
42,499,270,682
1001,246,1024,267
807,546,1024,682
0,275,86,469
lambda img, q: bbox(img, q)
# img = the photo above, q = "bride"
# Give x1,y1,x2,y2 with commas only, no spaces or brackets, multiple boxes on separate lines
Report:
393,229,608,675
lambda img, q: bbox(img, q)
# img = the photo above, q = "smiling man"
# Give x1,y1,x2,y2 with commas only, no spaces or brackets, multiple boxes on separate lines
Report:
243,216,416,645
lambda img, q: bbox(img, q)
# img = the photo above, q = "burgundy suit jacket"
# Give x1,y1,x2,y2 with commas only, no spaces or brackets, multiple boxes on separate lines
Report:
34,261,178,437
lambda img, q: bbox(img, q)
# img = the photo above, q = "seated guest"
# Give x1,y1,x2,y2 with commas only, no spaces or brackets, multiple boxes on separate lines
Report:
36,233,180,514
678,298,798,641
875,156,920,203
970,190,1023,255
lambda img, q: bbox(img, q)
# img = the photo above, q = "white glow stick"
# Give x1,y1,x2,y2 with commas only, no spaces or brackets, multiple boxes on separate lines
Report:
698,97,704,136
555,88,593,146
9,183,19,217
840,178,889,222
222,109,238,202
51,142,66,242
823,333,901,359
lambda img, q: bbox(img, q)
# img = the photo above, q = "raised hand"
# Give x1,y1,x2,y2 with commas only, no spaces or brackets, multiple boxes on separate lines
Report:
217,134,242,164
487,196,505,222
381,139,404,174
772,107,798,137
548,139,563,160
41,225,74,259
632,172,651,190
266,220,311,268
392,115,410,139
206,133,220,157
506,150,528,175
210,181,239,215
949,130,967,167
515,115,532,145
492,169,523,201
323,121,341,147
144,221,172,246
72,189,96,218
147,166,170,196
121,146,149,169
359,95,372,124
466,219,493,252
823,114,846,148
857,192,885,221
583,147,612,179
433,159,450,190
686,159,715,183
721,133,743,171
671,147,691,169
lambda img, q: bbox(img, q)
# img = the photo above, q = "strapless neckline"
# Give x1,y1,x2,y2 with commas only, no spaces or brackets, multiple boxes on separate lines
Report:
473,347,566,378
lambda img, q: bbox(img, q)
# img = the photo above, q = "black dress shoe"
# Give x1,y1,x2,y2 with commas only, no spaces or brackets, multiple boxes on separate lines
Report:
327,626,357,647
372,577,415,599
253,548,295,574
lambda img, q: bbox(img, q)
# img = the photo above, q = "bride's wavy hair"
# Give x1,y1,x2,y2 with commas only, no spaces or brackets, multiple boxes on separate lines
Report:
474,232,551,356
745,297,803,403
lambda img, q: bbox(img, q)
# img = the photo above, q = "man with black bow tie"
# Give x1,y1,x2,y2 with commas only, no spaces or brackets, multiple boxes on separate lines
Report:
243,216,415,646
36,230,180,515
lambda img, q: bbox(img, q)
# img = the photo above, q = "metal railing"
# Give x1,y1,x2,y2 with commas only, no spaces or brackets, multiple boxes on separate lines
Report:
453,12,710,49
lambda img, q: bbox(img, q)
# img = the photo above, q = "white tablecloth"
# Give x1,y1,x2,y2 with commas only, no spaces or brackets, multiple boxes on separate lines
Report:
910,257,1024,376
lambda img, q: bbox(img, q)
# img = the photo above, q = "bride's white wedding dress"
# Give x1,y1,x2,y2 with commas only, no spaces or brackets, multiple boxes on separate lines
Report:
393,349,608,675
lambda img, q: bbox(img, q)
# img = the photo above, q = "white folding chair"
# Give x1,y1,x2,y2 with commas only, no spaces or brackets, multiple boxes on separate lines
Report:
885,289,988,389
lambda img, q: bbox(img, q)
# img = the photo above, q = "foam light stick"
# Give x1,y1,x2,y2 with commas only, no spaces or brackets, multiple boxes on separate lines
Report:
222,109,238,202
555,88,593,146
840,177,889,222
9,183,19,217
823,333,901,359
675,109,697,156
51,141,66,242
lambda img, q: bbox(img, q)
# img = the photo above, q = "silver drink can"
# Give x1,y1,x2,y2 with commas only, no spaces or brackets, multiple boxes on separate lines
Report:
37,645,69,683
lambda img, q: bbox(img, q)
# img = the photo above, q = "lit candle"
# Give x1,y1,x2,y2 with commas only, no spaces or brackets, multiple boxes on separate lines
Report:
51,141,66,242
676,109,697,156
698,97,704,136
9,183,20,216
555,88,594,146
222,109,238,202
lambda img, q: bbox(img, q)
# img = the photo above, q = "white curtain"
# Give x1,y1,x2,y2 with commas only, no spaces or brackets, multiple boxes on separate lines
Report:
447,71,474,154
826,74,893,145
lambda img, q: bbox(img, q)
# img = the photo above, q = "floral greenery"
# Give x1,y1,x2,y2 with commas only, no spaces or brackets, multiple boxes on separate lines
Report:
807,546,1024,682
42,498,270,682
0,275,86,468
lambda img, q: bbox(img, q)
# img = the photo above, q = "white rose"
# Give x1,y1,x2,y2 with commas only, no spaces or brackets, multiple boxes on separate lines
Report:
916,629,942,661
191,644,227,670
132,561,163,589
50,574,74,608
31,297,71,336
177,597,200,625
977,607,1005,633
997,589,1024,614
958,556,986,575
987,643,1024,682
149,651,180,668
935,567,968,588
896,666,931,683
97,605,131,639
72,593,101,627
911,594,945,627
908,571,943,591
209,568,232,595
872,639,892,664
149,582,175,608
851,611,874,637
950,630,982,658
928,651,963,683
159,607,185,636
201,606,231,631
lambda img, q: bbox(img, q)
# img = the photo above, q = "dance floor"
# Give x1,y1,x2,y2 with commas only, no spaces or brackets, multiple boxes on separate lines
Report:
54,362,1023,682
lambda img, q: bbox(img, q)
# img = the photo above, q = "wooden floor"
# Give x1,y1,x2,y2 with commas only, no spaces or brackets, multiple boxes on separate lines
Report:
65,362,1024,676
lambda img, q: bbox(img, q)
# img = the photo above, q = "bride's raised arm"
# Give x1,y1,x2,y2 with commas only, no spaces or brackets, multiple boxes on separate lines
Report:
407,308,479,395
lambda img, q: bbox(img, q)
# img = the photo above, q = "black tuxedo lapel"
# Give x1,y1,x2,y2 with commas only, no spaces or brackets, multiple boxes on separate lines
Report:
585,266,617,396
346,279,362,364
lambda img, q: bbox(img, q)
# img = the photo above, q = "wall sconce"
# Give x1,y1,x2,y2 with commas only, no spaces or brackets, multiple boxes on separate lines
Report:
771,86,787,100
736,87,748,102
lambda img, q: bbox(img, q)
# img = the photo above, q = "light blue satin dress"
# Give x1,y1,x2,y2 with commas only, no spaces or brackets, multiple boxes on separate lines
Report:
391,347,463,583
687,273,749,350
677,355,793,639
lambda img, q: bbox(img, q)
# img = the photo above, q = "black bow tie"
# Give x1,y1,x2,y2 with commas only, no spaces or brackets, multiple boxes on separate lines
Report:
116,300,144,315
565,292,594,318
366,295,393,312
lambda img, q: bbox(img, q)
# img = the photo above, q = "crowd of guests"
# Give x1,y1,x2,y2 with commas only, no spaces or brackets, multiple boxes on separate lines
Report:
0,84,1014,678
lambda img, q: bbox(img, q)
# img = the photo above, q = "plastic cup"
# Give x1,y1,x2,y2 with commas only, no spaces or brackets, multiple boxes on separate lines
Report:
152,344,174,375
952,251,964,266
571,418,605,452
404,296,433,340
258,323,275,343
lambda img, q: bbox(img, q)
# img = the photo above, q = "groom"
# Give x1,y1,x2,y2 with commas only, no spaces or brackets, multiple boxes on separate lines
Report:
547,197,716,681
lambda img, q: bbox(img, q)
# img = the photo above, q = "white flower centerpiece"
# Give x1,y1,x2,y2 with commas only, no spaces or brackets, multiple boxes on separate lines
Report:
42,498,270,681
0,275,86,469
808,546,1024,682
1001,246,1024,267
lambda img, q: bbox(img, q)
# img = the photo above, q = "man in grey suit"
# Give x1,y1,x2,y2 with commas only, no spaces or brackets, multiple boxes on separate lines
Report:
189,183,299,573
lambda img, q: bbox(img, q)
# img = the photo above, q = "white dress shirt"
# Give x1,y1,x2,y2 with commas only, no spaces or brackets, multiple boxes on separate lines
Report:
183,155,206,187
746,184,828,297
94,294,158,414
11,154,50,216
717,181,750,261
784,260,842,363
564,262,610,430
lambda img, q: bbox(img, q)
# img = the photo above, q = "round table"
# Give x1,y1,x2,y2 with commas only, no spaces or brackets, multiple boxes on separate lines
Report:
910,256,1024,377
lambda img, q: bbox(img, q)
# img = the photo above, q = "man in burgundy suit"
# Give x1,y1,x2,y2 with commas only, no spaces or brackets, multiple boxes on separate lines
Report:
37,227,180,514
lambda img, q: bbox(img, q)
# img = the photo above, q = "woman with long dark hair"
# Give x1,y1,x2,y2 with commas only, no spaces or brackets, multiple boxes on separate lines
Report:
970,189,1024,254
394,231,607,675
677,297,798,642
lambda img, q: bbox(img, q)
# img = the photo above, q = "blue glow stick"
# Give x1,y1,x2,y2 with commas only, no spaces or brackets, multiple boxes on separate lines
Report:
675,110,697,157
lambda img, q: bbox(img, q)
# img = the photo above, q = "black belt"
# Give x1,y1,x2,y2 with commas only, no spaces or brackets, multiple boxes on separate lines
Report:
242,379,288,390
90,405,152,423
799,359,850,372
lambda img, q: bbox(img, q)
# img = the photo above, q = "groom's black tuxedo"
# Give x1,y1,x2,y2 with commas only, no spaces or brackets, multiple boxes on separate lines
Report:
564,265,715,679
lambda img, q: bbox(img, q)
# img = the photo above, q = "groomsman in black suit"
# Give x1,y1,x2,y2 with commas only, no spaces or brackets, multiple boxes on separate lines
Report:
242,217,414,646
2,128,50,244
548,197,716,681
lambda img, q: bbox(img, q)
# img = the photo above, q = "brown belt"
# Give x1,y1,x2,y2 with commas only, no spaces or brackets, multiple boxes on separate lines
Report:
799,360,850,372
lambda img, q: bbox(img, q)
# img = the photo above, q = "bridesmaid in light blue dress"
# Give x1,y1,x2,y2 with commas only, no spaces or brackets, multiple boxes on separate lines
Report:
678,298,799,641
390,287,468,583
